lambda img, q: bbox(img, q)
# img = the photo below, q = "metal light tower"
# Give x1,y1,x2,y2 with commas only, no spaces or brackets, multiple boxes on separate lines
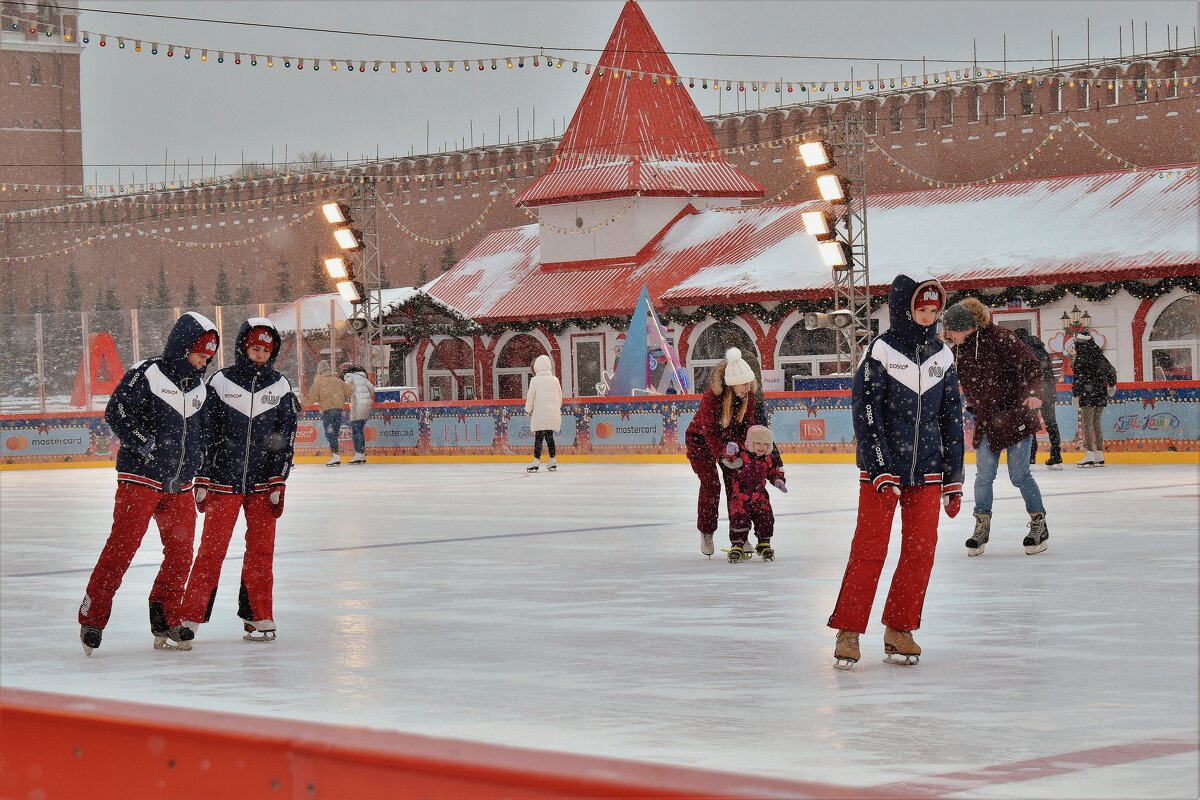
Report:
827,115,872,371
349,178,384,375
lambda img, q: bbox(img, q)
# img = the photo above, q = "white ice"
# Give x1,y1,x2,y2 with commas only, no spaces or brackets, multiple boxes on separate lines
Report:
1,462,1197,798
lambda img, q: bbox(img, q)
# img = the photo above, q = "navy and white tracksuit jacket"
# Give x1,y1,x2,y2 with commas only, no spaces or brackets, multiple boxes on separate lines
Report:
200,318,298,495
854,273,965,495
105,312,218,494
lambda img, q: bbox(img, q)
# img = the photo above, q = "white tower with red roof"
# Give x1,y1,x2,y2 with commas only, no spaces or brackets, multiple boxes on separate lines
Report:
514,0,764,267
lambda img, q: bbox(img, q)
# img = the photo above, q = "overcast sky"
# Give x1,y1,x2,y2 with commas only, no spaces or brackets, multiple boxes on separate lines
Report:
75,0,1195,186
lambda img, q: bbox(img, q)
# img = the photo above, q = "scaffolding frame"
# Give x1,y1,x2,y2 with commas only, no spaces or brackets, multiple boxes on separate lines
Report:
827,115,872,372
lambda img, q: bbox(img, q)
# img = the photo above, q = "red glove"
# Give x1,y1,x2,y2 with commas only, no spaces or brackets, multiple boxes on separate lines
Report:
268,486,285,519
943,492,962,518
194,486,211,514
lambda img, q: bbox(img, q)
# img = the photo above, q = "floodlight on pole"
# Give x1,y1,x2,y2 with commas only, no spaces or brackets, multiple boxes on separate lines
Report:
323,257,349,280
321,201,350,225
799,141,832,169
801,210,835,241
333,227,364,251
336,279,362,304
819,240,852,269
816,174,847,203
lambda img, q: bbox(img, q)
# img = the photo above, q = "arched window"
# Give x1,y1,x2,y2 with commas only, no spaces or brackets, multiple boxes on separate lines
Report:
1147,295,1199,380
426,337,474,401
777,321,839,389
688,321,756,391
494,333,546,399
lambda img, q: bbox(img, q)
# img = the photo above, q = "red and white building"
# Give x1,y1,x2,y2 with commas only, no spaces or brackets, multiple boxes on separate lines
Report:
406,1,1197,401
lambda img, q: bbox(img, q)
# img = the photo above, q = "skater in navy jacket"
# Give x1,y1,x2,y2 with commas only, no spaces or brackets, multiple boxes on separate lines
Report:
78,311,218,655
180,318,298,642
828,273,964,669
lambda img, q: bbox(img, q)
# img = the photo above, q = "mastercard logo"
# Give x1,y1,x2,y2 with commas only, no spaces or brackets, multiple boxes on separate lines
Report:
594,422,613,440
5,435,29,451
365,427,378,442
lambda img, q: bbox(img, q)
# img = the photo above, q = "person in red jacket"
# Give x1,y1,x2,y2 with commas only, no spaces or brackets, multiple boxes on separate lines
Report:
721,424,787,563
942,297,1049,557
685,347,757,558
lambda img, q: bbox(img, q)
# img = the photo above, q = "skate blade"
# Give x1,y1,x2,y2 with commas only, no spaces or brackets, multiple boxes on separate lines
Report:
82,645,94,656
883,654,919,665
1024,542,1048,555
243,631,277,642
966,545,986,557
153,636,193,651
833,658,857,670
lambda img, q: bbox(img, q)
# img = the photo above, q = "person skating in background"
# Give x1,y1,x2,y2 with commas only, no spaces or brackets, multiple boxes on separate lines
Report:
720,424,786,563
301,360,352,466
340,362,376,465
1014,327,1063,470
1069,331,1118,467
828,274,963,669
941,297,1049,557
685,348,758,558
78,312,219,655
180,319,298,644
525,354,563,472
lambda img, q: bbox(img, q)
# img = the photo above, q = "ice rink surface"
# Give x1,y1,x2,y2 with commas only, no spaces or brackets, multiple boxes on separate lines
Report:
1,461,1197,798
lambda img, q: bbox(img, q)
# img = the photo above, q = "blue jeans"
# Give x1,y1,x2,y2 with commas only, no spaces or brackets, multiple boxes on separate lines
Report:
350,419,367,453
321,410,344,455
973,434,1044,515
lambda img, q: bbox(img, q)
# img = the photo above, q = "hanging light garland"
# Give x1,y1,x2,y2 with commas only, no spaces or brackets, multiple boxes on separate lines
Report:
75,27,1197,103
380,187,502,245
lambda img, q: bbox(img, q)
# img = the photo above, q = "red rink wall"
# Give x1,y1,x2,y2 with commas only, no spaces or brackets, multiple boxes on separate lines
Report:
0,688,892,800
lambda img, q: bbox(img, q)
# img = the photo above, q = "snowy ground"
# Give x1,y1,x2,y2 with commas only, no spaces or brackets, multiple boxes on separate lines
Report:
1,461,1197,798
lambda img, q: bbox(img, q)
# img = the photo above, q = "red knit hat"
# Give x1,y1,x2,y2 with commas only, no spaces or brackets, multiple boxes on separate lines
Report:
914,285,944,311
243,326,276,353
189,330,218,357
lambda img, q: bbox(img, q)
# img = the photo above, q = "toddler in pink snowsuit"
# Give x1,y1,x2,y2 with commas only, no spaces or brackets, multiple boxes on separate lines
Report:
721,424,786,562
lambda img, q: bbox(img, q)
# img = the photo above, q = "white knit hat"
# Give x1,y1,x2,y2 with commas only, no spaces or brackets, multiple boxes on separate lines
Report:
723,347,755,386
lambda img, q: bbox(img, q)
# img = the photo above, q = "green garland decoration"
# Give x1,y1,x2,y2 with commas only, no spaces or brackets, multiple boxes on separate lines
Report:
947,276,1199,309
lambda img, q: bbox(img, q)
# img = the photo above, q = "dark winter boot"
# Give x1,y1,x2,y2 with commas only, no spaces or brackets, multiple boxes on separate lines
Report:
965,513,990,557
1024,513,1049,555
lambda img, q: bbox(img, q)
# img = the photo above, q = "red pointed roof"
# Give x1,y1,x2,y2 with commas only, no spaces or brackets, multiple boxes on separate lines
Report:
513,1,763,207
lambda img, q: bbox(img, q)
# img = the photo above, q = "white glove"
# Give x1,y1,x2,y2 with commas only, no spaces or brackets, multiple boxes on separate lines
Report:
269,489,281,505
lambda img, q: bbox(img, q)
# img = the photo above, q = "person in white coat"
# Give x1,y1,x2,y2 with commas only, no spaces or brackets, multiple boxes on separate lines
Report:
524,354,563,472
339,363,375,465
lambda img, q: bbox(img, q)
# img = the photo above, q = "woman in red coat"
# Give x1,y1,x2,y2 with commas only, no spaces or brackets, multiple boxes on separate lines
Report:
684,348,757,557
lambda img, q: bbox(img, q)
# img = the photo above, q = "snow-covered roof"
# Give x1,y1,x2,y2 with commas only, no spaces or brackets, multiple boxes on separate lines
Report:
427,168,1199,322
513,1,762,207
269,287,474,333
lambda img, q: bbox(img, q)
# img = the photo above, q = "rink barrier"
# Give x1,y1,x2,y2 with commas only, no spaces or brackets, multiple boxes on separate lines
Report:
0,688,900,800
1,382,1197,468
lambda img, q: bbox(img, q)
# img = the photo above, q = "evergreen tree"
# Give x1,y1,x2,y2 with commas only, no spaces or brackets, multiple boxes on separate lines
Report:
184,277,199,307
418,262,429,285
213,262,232,306
235,267,253,305
64,263,83,312
100,283,122,311
379,264,392,290
1,268,18,316
274,257,293,302
440,243,457,273
139,278,156,311
308,251,328,294
155,261,172,307
32,272,55,314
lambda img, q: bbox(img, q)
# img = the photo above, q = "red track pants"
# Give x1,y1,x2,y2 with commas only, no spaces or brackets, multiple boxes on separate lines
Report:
180,492,277,626
827,483,941,634
78,482,196,631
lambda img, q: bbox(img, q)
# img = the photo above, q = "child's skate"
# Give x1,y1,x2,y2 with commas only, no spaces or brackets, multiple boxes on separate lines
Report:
80,625,102,656
883,627,920,665
700,532,715,557
755,540,775,562
243,619,277,642
833,630,860,670
725,544,747,563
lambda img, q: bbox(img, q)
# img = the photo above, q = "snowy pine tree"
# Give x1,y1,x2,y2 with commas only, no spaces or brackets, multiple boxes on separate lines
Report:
64,264,83,312
235,267,253,305
184,277,199,307
308,250,328,294
214,262,232,306
440,243,457,273
155,262,172,308
274,257,293,302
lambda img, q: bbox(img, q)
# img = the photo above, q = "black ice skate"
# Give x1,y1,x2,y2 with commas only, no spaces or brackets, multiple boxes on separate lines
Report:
243,619,277,642
755,540,775,562
1024,513,1049,555
80,625,102,656
150,601,194,650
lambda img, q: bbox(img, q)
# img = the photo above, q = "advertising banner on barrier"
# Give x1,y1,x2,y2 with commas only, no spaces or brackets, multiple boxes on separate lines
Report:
368,415,420,449
589,413,663,446
1,426,92,457
507,416,578,448
430,415,496,448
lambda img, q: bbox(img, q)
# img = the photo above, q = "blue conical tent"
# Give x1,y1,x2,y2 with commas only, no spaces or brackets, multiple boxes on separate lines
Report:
605,285,688,396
